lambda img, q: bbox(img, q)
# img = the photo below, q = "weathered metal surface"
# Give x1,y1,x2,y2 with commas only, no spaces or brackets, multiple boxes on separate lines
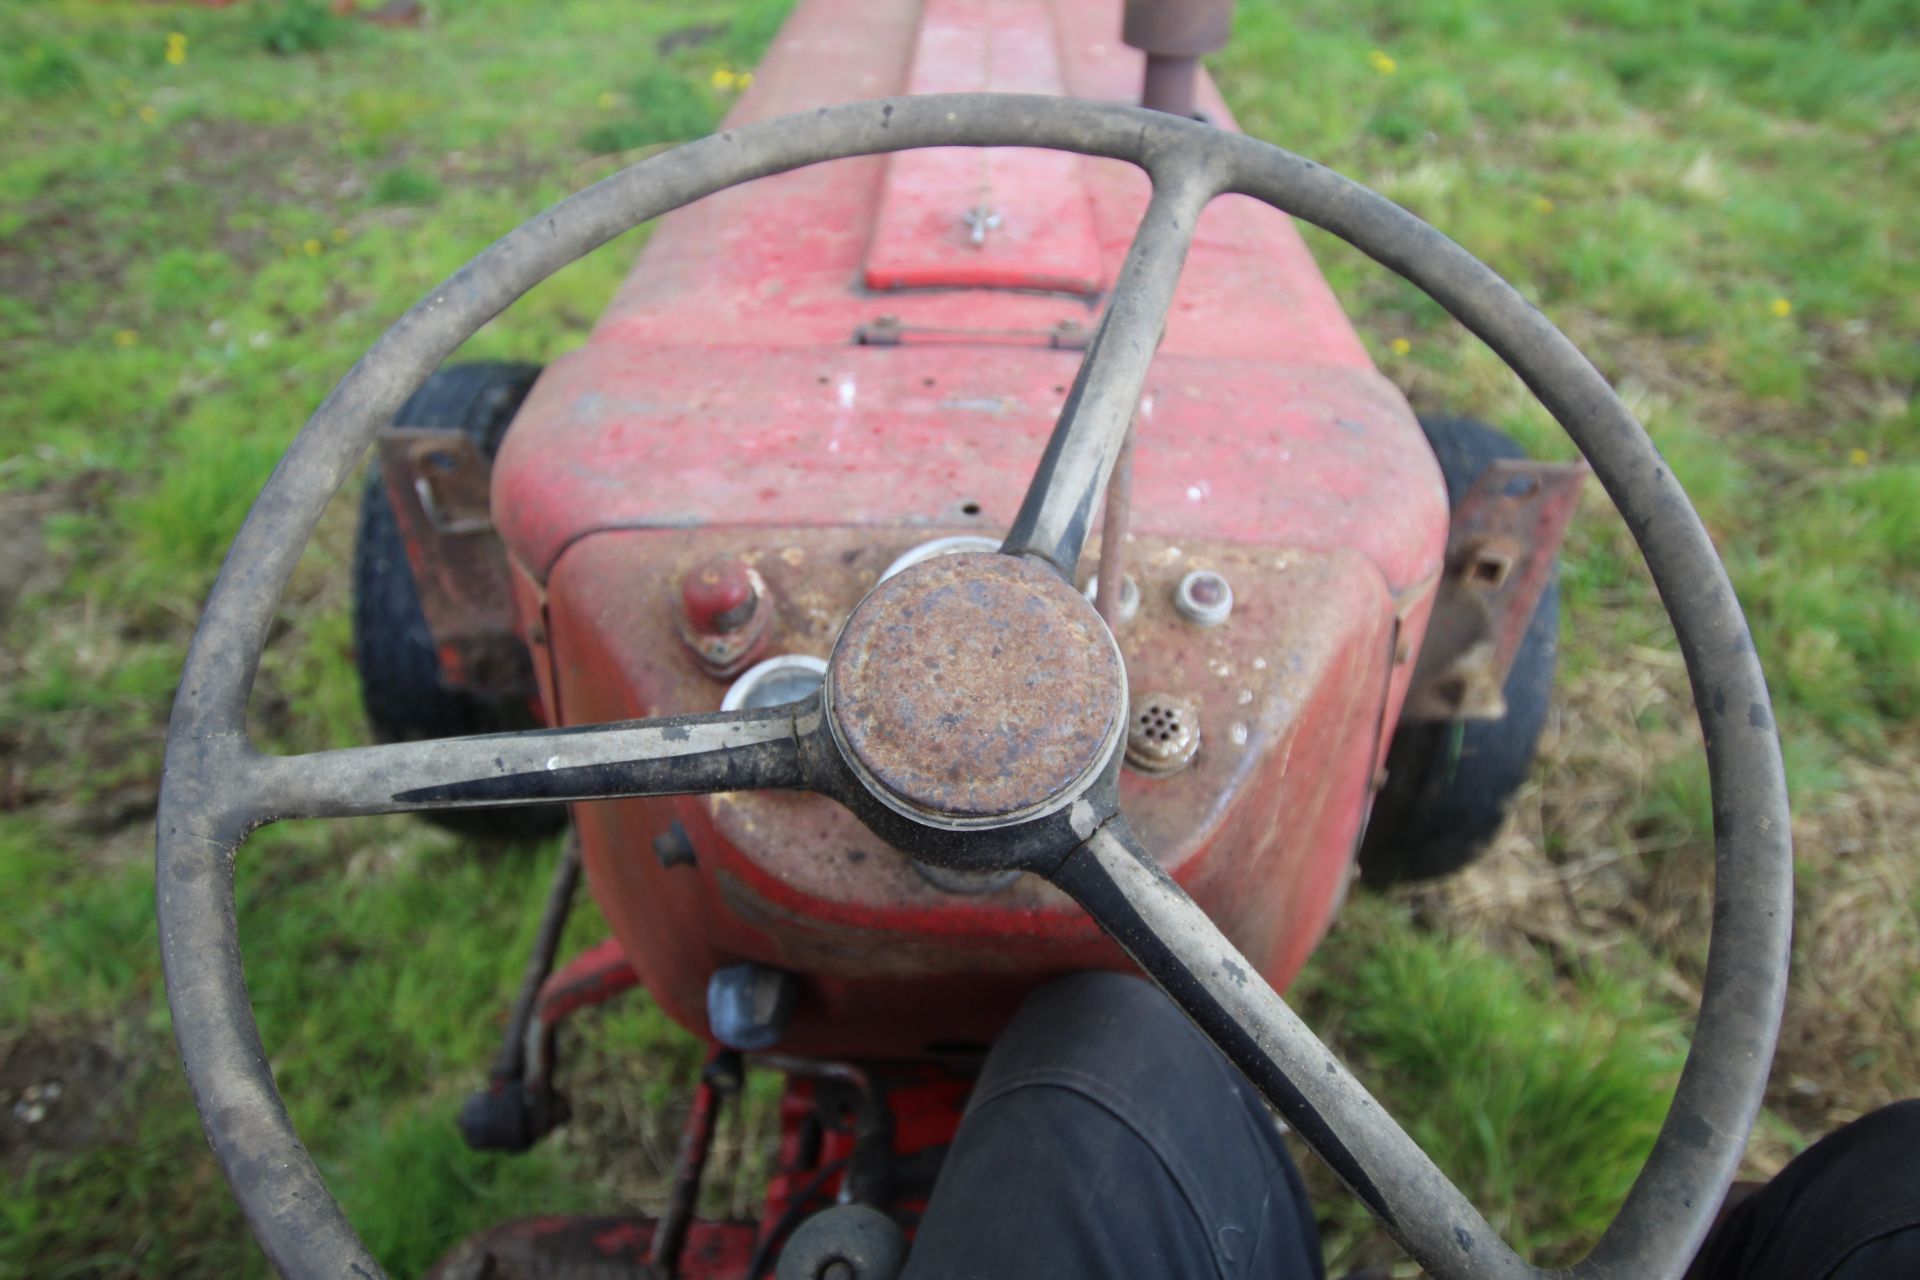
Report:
863,0,1105,294
547,526,1399,1056
458,842,583,1156
678,556,773,678
826,552,1123,825
647,1051,739,1276
1123,0,1233,114
997,169,1212,578
681,557,760,634
1085,570,1140,624
494,0,1447,601
1403,458,1586,721
499,350,1442,592
1125,692,1200,774
1123,0,1233,56
1173,567,1233,626
534,938,640,1030
1093,415,1136,628
376,428,532,695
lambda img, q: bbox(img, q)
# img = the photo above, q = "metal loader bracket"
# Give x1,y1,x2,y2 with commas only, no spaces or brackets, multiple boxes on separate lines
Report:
376,427,533,697
1404,458,1586,721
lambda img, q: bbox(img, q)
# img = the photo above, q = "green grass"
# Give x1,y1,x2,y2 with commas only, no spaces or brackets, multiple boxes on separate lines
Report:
0,0,1914,1276
0,3,782,1276
1217,0,1920,746
1293,898,1690,1269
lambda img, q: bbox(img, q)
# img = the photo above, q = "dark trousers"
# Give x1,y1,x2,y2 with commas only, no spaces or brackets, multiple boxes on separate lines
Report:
1687,1097,1920,1280
902,972,1920,1280
901,971,1323,1280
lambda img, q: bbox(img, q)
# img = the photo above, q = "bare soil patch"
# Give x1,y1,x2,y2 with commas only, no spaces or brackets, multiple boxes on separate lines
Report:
0,1023,132,1171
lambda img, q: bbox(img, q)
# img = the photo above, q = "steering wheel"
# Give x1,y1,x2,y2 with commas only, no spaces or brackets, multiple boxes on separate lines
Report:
156,95,1791,1280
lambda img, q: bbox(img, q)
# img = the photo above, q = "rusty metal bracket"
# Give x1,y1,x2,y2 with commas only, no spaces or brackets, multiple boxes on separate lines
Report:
376,428,534,696
1403,458,1586,721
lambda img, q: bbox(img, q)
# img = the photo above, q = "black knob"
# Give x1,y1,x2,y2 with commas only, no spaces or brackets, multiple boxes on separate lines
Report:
775,1205,908,1280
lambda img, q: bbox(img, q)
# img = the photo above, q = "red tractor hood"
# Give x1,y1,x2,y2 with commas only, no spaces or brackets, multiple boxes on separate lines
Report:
485,0,1450,1053
493,0,1445,596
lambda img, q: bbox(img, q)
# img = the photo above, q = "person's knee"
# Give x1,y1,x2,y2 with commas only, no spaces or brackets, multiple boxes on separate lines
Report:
905,971,1323,1280
977,970,1221,1108
1691,1099,1920,1280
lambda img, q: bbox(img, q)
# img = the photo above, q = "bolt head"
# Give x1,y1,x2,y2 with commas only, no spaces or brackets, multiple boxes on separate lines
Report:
1082,572,1141,625
1173,569,1234,627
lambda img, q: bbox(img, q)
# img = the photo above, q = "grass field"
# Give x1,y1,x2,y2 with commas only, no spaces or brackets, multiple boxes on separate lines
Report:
1,0,1914,1276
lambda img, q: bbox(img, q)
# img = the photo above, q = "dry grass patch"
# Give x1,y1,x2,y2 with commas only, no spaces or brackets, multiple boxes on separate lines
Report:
1405,644,1920,1175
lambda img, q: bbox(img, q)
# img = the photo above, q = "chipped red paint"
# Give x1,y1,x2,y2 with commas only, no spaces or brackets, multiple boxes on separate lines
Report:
535,937,639,1027
865,0,1106,293
533,527,1399,1059
490,0,1448,1060
681,557,760,636
492,0,1445,593
677,556,773,677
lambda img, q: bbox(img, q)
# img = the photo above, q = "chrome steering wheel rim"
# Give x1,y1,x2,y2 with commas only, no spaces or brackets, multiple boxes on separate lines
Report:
156,94,1791,1280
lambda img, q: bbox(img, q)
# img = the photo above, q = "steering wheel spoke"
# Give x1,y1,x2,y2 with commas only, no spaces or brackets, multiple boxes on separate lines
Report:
1000,160,1218,578
1054,818,1531,1279
244,701,813,822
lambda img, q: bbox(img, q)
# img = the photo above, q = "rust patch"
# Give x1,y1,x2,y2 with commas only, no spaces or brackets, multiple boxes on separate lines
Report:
377,428,533,696
826,553,1123,823
1403,458,1585,721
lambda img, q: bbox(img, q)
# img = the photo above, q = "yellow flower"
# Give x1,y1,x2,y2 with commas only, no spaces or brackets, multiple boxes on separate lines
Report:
1533,195,1555,215
303,239,324,257
331,226,351,244
113,329,138,348
166,32,188,66
138,104,158,124
1389,337,1412,356
1848,448,1870,466
596,90,617,110
1368,49,1397,76
1769,296,1792,318
737,71,754,89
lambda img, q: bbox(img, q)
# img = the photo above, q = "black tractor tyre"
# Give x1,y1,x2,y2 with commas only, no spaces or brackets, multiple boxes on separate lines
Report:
1357,416,1560,889
351,361,565,840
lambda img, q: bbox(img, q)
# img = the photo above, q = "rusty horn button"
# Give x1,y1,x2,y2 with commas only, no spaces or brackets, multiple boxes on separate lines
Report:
824,553,1127,831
